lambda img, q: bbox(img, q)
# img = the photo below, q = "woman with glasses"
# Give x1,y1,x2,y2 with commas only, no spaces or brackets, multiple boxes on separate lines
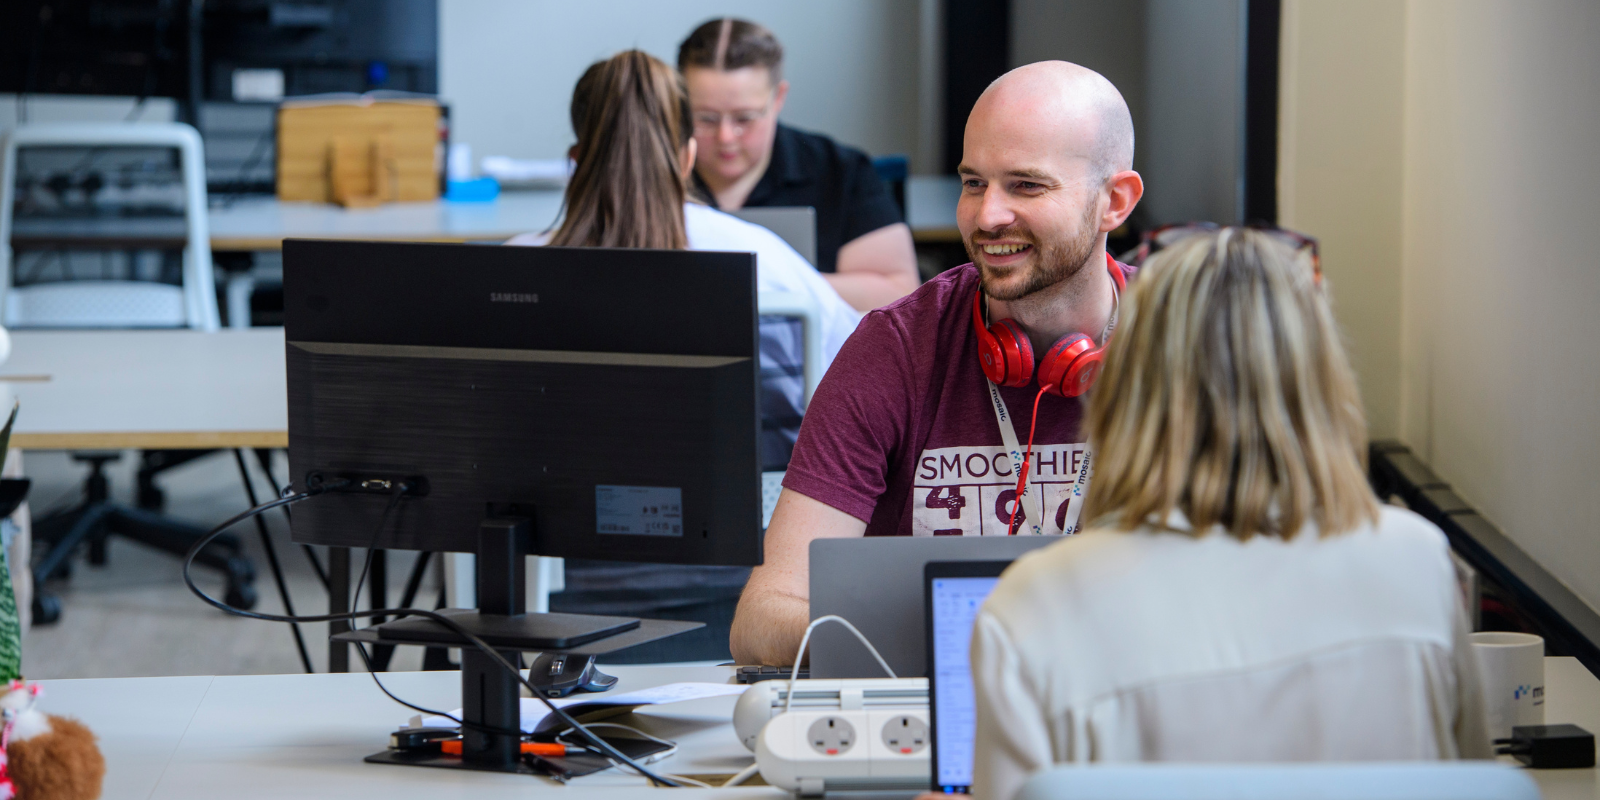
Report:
678,18,919,312
968,229,1489,800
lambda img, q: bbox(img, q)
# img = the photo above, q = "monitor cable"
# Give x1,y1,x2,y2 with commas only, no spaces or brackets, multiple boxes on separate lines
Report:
180,481,691,787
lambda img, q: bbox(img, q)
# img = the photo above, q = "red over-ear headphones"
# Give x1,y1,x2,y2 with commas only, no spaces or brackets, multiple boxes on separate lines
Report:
973,252,1127,398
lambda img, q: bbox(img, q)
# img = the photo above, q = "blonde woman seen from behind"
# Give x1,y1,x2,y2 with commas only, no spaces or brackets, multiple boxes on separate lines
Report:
968,229,1490,800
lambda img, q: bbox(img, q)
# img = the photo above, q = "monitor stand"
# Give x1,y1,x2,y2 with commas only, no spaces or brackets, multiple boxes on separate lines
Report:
354,516,700,774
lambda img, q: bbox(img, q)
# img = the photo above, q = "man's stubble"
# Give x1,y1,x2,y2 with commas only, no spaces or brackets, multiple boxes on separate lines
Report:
970,196,1102,302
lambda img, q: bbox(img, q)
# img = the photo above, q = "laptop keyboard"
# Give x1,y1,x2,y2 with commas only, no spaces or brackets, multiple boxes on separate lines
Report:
735,665,809,684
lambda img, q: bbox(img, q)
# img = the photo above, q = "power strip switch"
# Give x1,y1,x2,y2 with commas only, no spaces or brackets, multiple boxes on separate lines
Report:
755,708,931,795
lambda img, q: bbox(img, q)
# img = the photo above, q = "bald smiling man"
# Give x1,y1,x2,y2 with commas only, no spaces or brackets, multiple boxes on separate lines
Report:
731,62,1145,665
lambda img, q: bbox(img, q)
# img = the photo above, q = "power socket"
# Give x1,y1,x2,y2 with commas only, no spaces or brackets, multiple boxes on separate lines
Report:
733,677,928,751
756,708,931,794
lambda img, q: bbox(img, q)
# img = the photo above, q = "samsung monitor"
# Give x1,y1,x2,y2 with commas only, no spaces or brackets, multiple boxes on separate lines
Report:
283,238,763,566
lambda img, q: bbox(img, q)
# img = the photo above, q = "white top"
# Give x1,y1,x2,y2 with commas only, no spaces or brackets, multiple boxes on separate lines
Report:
508,202,860,370
970,506,1491,800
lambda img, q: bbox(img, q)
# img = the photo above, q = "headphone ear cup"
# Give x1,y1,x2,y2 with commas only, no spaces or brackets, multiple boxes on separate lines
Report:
990,319,1035,387
1038,333,1102,397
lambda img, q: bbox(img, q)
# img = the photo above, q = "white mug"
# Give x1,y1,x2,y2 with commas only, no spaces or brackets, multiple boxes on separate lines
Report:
1471,631,1544,740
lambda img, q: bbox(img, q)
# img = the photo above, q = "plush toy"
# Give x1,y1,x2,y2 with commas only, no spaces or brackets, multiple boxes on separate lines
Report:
0,405,106,800
0,683,104,800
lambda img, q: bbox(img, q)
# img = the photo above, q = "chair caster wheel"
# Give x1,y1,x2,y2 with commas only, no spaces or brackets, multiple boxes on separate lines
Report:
32,594,61,625
224,583,257,610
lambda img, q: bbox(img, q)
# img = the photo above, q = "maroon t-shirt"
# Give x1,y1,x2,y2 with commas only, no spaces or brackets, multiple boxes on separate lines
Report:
783,261,1134,537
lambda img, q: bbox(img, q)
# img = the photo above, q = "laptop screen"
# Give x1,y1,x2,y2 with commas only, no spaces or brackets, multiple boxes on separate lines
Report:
928,573,1002,794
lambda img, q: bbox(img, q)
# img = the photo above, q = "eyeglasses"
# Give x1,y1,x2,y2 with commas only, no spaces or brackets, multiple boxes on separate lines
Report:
691,103,773,135
1132,222,1322,284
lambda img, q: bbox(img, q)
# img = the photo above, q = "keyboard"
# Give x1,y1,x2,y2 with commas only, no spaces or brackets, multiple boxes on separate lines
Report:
735,665,809,684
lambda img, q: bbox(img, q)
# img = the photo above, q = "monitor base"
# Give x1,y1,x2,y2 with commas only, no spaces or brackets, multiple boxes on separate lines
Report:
347,516,702,772
363,747,543,775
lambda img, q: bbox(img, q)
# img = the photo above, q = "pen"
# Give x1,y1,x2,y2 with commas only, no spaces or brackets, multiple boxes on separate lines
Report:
439,740,579,757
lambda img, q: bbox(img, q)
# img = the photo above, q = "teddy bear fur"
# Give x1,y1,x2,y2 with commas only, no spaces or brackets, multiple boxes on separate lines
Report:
8,714,104,800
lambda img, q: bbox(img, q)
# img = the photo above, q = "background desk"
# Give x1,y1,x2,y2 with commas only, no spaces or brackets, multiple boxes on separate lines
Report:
5,329,286,450
207,176,964,252
32,659,1600,800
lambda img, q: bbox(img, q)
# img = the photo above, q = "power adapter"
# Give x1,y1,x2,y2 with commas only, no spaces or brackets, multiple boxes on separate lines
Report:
1495,724,1595,768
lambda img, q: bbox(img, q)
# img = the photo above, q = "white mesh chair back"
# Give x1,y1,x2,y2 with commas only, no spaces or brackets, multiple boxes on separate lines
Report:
4,281,187,328
1015,762,1540,800
0,123,219,330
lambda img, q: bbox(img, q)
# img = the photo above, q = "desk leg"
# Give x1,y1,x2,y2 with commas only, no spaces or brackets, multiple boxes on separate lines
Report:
329,547,350,673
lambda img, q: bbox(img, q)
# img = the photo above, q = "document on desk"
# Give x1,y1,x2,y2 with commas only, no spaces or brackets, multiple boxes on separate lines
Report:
420,682,748,735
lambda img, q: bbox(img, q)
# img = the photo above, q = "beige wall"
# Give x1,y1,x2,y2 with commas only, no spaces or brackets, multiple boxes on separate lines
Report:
1278,0,1406,439
439,0,925,169
1281,0,1600,613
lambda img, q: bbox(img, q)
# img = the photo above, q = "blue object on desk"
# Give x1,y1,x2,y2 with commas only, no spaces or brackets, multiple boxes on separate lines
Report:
446,177,500,202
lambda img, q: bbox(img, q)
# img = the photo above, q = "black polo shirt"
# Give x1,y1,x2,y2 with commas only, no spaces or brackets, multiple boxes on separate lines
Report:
694,123,903,273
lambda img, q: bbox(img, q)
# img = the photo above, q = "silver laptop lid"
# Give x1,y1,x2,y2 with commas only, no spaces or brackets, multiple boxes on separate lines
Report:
808,536,1058,679
729,206,817,266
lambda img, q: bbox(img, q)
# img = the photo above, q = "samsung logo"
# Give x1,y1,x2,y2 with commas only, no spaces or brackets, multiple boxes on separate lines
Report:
490,292,539,304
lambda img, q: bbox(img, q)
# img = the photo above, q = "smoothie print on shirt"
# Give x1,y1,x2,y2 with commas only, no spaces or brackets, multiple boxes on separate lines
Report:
912,444,1089,536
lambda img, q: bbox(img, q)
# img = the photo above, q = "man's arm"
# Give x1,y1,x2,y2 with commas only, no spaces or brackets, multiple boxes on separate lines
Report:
731,488,867,665
826,223,920,312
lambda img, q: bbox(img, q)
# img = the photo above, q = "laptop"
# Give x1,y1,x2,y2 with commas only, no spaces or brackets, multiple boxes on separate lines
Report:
808,536,1057,678
730,206,817,266
925,560,1012,796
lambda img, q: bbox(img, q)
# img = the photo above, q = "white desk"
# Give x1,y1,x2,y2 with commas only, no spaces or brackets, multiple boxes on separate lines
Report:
39,664,778,800
4,329,286,450
31,658,1600,799
207,176,965,252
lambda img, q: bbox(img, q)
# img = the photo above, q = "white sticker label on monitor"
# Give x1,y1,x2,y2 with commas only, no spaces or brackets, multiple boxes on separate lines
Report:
595,485,683,536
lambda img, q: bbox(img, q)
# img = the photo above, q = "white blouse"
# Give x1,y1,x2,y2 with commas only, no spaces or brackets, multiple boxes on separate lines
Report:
970,506,1491,800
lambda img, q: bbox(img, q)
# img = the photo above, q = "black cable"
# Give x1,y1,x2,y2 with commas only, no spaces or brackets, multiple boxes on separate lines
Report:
231,448,312,674
182,486,685,787
350,487,404,621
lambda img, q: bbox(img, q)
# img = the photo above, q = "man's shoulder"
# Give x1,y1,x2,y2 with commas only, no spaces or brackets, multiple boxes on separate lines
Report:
857,263,979,339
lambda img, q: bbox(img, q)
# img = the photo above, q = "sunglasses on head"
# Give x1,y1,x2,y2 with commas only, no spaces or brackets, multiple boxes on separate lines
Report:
1131,222,1322,285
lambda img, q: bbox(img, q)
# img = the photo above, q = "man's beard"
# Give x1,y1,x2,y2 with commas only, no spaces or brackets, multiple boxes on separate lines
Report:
968,201,1101,302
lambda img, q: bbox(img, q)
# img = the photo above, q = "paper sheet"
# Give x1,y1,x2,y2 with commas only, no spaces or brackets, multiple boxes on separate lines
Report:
419,681,747,734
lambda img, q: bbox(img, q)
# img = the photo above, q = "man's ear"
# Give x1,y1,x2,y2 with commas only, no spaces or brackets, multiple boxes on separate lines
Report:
1100,170,1144,233
680,138,698,180
568,144,579,163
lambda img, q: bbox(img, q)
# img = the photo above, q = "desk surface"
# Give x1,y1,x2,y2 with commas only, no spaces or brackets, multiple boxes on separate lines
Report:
31,658,1600,800
39,664,776,800
208,176,964,251
6,329,286,450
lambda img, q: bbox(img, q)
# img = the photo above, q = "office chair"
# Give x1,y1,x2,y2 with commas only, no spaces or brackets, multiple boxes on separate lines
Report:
1015,762,1540,800
0,123,220,329
872,154,909,217
0,123,254,624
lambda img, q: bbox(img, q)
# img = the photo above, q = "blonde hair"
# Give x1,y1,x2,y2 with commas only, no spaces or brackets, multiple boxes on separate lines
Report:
1082,228,1378,539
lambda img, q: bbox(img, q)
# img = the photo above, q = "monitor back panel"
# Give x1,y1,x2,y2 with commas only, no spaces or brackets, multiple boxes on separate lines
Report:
283,239,762,566
807,536,1059,678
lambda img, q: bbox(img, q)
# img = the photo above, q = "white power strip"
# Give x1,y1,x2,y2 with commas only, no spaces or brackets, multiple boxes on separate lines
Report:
733,677,928,751
756,707,932,795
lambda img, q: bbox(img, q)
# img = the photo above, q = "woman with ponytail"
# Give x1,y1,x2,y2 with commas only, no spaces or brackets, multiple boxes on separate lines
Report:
509,50,858,662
